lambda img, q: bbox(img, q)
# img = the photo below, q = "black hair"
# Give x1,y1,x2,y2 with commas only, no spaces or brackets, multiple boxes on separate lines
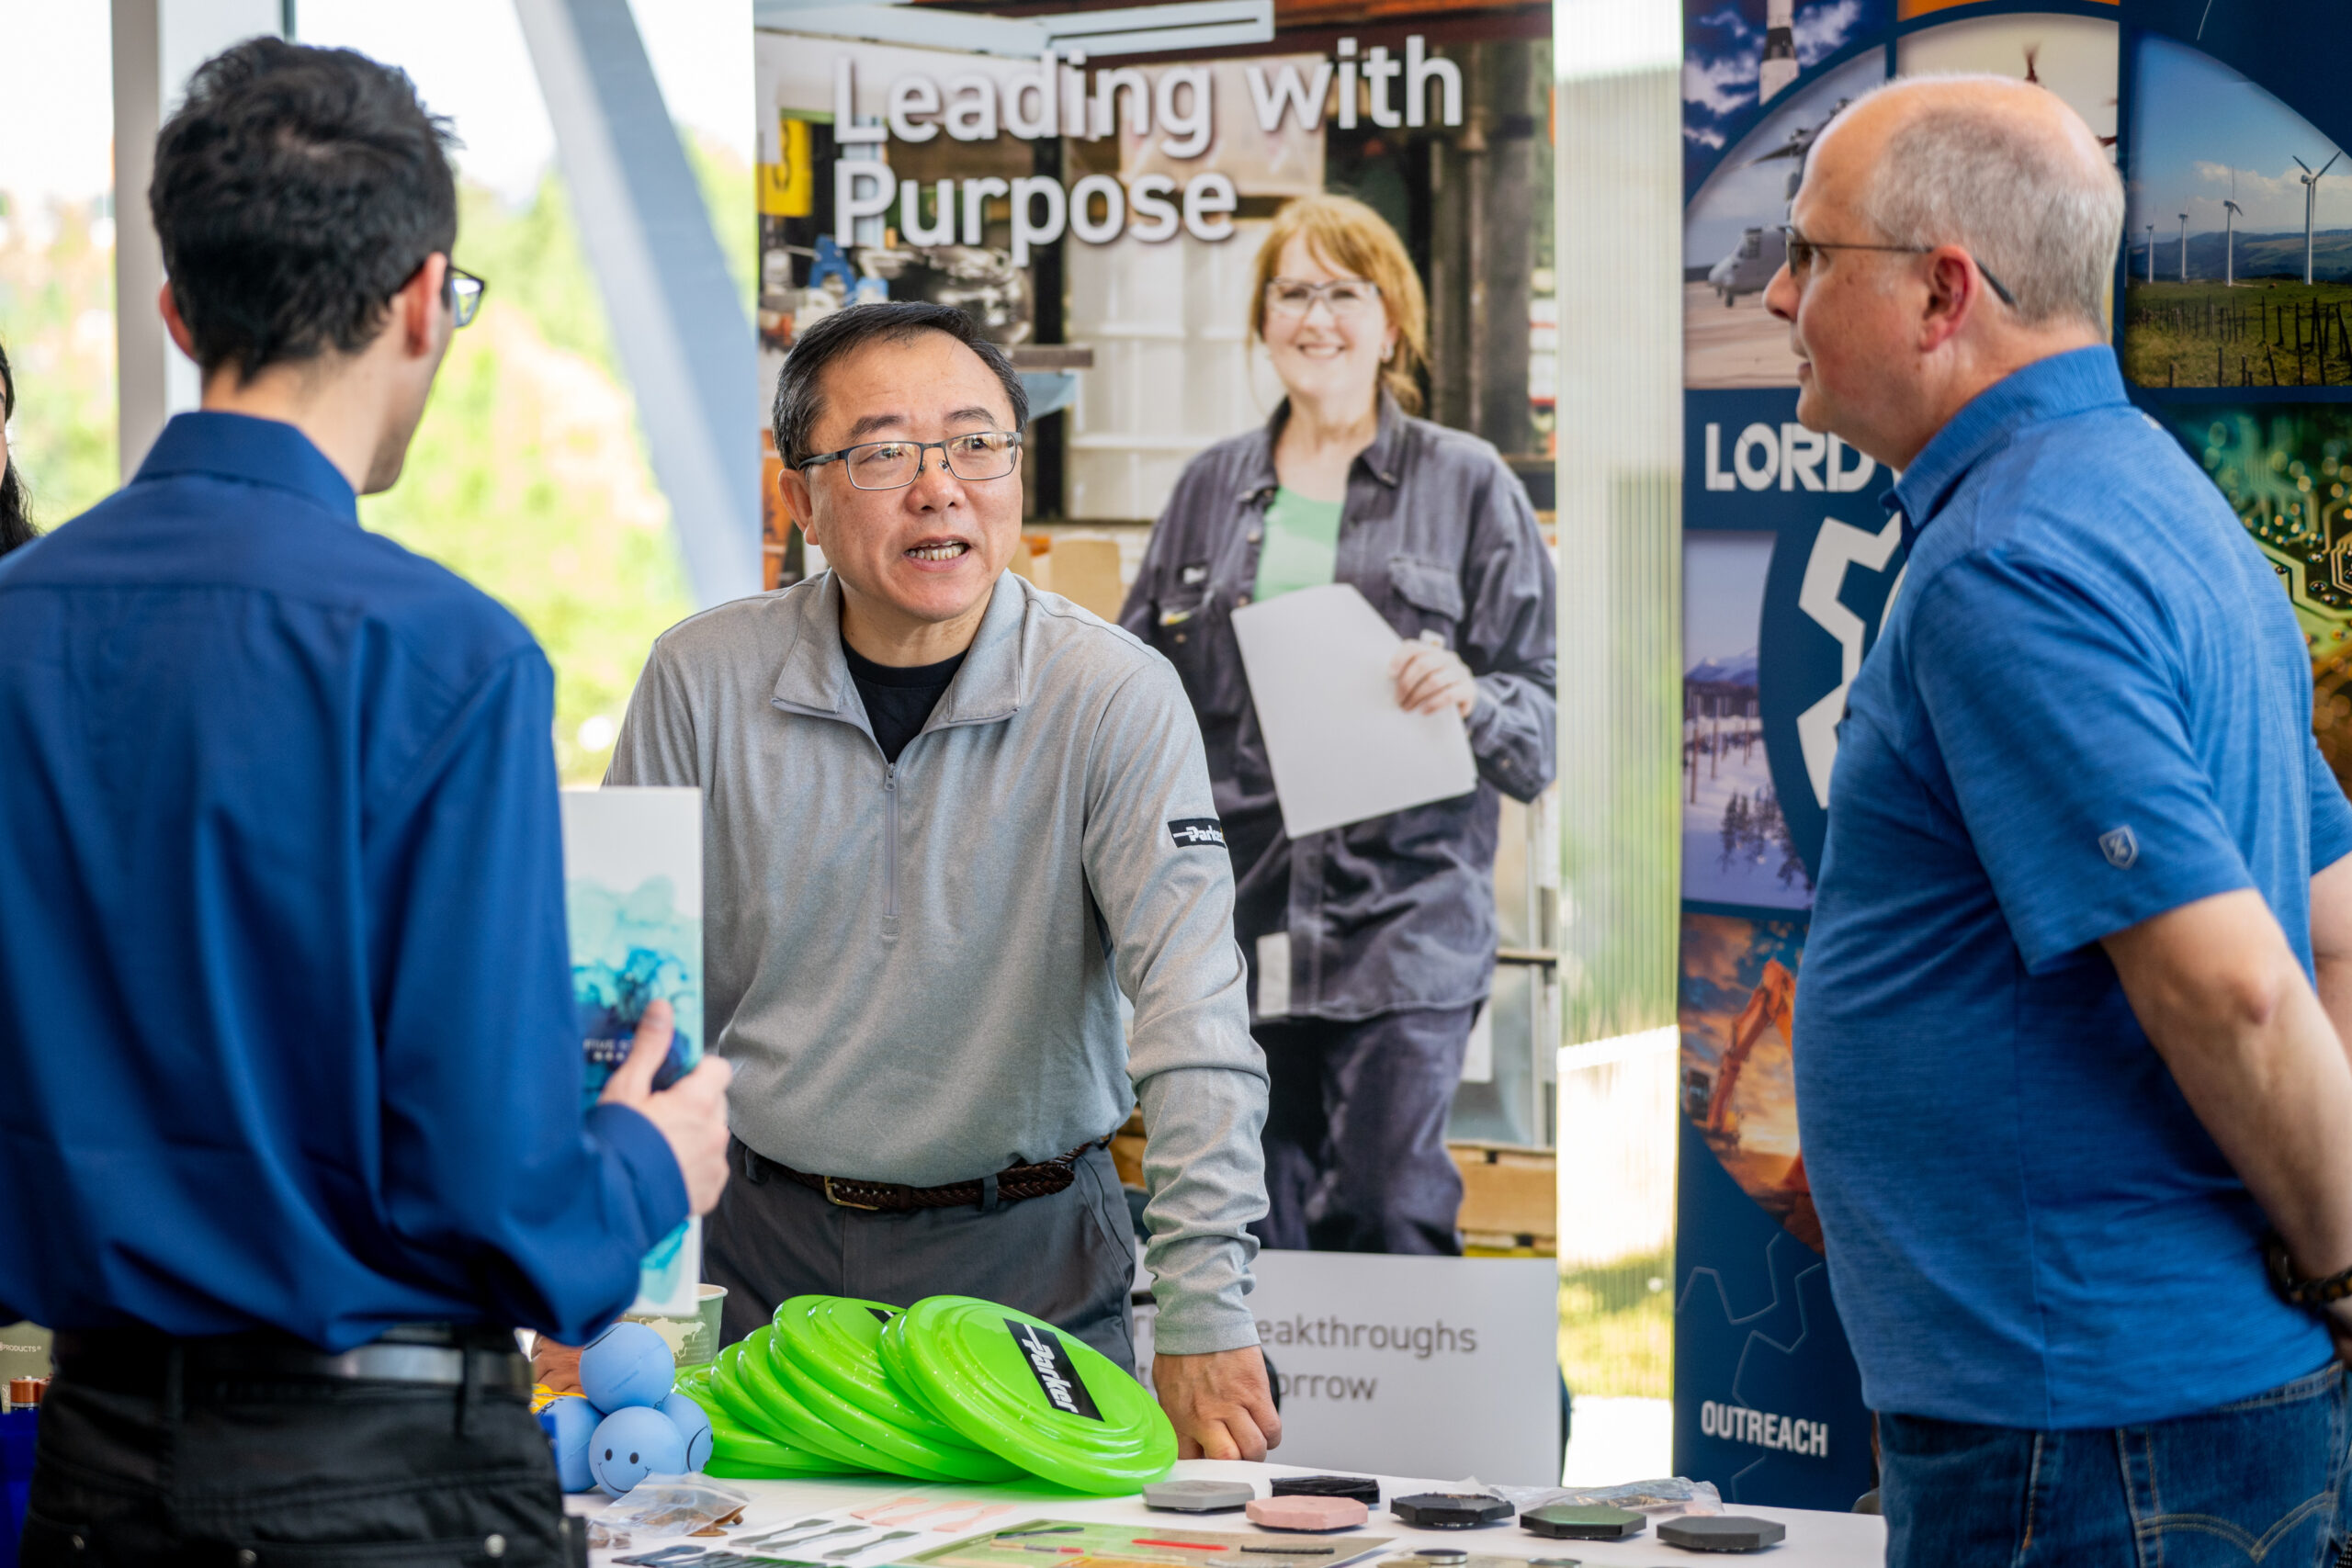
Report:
771,302,1027,468
151,37,458,384
0,339,34,558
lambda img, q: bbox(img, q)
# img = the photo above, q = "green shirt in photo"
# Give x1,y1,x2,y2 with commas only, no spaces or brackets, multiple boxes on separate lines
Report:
1253,487,1346,603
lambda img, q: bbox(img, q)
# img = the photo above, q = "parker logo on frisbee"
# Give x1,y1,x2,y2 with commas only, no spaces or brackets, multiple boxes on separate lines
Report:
881,1294,1177,1494
1007,1319,1104,1420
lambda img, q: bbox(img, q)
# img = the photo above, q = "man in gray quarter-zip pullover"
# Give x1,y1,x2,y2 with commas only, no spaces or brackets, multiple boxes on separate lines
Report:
607,302,1282,1461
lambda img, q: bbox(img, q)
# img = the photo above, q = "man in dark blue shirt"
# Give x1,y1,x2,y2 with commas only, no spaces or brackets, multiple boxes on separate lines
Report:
0,39,730,1565
1775,76,2352,1566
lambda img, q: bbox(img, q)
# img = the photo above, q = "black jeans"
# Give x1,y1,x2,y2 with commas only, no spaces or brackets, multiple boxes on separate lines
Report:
707,1140,1138,1372
1252,1004,1477,1255
22,1339,581,1567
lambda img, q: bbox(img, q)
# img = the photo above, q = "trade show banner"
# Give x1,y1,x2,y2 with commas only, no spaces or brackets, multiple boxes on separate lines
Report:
1678,0,2352,1508
748,0,1566,1470
1132,1252,1562,1484
751,0,1555,569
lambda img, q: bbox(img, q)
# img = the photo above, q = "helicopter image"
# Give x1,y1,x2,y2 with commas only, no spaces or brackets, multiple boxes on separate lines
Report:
1705,102,1845,306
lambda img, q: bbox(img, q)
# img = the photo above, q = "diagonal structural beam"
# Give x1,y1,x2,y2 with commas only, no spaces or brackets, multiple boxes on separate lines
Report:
514,0,762,609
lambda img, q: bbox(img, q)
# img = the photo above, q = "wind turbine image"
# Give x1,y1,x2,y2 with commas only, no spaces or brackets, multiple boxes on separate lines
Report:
2179,213,2189,281
2146,223,2155,284
2224,197,2243,286
2297,152,2342,286
1758,0,1798,104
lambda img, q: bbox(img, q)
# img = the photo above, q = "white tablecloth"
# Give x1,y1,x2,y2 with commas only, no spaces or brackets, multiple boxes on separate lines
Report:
576,1459,1887,1567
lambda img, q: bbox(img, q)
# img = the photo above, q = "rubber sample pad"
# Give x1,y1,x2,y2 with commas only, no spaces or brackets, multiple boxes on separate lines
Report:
1271,1474,1381,1506
1657,1516,1787,1552
1247,1496,1370,1531
1145,1480,1258,1513
1521,1505,1646,1540
1389,1495,1512,1529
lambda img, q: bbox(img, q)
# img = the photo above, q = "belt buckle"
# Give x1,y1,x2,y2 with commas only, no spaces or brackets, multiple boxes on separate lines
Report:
822,1176,887,1211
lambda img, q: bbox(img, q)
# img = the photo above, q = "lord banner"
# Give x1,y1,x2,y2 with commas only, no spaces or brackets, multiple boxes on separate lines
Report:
1678,0,2352,1510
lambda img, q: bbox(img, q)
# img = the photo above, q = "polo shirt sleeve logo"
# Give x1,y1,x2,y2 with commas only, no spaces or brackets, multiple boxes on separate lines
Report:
2099,826,2140,870
1169,818,1227,848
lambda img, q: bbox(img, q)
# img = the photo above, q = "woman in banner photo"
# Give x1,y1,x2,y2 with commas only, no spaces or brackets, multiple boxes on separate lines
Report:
1118,195,1556,1255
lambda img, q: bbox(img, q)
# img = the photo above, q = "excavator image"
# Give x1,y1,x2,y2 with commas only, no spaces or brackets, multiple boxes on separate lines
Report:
1698,958,1818,1246
1706,959,1795,1145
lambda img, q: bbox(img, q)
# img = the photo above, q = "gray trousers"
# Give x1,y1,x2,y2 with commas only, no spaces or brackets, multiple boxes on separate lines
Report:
1252,1004,1478,1256
706,1138,1139,1373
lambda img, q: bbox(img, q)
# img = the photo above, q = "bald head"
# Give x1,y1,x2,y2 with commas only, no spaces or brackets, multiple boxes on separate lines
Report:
1808,74,2121,329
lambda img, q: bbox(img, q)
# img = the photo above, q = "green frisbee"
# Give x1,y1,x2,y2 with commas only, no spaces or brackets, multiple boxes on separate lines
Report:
703,1342,804,1449
769,1298,1025,1483
730,1326,893,1473
704,1404,843,1476
877,1295,1177,1494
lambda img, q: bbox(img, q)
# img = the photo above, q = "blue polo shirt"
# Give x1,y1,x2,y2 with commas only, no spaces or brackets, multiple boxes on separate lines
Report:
0,412,685,1350
1793,348,2352,1430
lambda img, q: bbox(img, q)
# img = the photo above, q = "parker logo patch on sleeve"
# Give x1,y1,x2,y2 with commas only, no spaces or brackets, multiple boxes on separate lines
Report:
1169,818,1227,849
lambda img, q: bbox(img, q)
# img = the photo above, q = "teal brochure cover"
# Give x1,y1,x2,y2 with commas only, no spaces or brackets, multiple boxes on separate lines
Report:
560,785,705,1314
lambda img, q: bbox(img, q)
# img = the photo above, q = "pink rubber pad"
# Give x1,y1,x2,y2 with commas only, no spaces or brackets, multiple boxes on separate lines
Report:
1246,1496,1370,1532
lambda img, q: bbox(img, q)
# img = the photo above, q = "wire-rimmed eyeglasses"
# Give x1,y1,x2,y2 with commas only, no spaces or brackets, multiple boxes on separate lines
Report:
1264,277,1383,319
797,430,1023,491
446,265,487,329
1777,226,2017,310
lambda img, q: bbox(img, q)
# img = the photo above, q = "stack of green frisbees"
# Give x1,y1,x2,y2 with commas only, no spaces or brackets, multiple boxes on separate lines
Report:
675,1294,1176,1495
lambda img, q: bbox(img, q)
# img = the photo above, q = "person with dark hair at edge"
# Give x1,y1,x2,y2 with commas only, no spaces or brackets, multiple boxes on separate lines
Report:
0,340,37,556
608,299,1283,1461
0,39,731,1566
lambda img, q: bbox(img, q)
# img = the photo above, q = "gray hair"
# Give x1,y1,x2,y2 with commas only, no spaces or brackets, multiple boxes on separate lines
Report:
1840,74,2122,329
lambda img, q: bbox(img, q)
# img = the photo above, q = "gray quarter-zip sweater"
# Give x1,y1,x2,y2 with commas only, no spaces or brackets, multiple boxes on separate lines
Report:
606,570,1268,1354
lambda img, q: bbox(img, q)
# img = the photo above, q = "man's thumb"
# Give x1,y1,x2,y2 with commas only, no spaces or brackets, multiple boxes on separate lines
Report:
599,998,674,1105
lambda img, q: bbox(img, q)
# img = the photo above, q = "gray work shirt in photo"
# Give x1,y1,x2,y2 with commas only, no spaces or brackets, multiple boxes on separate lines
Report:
1119,394,1559,1022
606,571,1270,1355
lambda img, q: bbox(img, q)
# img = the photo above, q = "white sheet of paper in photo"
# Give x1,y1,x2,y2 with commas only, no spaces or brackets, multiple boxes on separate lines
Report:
1231,582,1477,840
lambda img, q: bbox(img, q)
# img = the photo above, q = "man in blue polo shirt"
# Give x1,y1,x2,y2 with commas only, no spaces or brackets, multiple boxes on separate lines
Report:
1773,76,2352,1563
0,40,730,1565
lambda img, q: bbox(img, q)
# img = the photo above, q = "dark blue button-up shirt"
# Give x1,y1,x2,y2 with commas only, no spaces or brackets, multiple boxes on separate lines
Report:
1795,348,2352,1427
0,412,684,1350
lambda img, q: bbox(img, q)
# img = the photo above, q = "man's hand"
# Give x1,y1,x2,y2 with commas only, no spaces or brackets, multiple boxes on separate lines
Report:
2104,888,2352,1359
1391,634,1477,718
1154,1348,1281,1461
597,999,734,1215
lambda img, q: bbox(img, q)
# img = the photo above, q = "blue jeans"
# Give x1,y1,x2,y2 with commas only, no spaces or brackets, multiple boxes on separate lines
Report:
1881,1363,2352,1568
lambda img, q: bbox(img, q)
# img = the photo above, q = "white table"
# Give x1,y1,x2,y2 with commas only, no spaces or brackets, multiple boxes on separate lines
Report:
578,1459,1886,1568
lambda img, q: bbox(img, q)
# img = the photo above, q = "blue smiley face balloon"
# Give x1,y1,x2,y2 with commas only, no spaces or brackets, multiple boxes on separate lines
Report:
658,1390,715,1472
579,1320,678,1412
542,1395,601,1493
588,1404,688,1497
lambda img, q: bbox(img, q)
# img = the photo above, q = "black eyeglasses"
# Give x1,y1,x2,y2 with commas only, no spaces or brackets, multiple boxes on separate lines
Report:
797,430,1023,491
1778,226,2017,310
446,265,487,329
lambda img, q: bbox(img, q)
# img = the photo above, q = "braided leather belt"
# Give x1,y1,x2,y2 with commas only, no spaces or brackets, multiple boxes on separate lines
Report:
774,1140,1105,1213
